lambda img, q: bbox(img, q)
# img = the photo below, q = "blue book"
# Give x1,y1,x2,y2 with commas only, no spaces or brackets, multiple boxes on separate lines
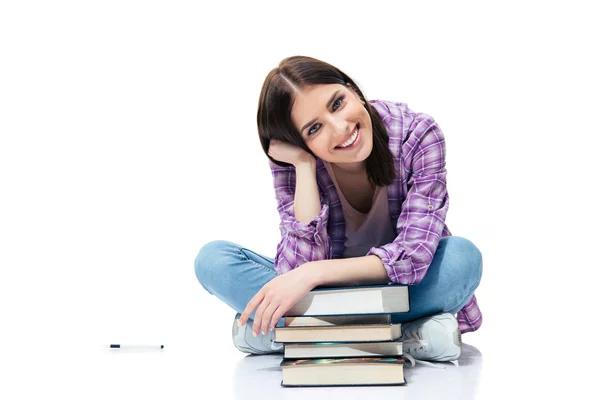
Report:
283,284,409,317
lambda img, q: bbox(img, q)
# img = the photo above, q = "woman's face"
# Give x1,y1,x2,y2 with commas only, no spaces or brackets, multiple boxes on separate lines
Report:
290,83,373,172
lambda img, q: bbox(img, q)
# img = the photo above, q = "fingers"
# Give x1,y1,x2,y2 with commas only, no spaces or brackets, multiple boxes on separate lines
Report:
239,278,294,336
252,300,269,337
260,302,280,335
269,307,287,331
239,290,264,328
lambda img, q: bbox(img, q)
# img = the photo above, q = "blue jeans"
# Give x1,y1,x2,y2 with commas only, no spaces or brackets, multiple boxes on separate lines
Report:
194,236,482,325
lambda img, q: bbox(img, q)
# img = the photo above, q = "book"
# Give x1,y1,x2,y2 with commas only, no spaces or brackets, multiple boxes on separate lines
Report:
280,357,406,387
275,323,402,343
284,314,391,327
284,341,403,359
283,284,409,317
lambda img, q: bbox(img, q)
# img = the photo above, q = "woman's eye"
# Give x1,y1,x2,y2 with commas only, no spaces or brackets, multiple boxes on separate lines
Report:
308,124,321,135
332,96,344,110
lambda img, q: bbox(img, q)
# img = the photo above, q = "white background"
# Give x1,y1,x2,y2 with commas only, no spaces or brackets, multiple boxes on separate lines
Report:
1,0,598,398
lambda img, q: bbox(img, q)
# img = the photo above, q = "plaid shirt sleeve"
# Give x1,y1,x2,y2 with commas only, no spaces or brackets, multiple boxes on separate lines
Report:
269,161,333,275
366,115,449,285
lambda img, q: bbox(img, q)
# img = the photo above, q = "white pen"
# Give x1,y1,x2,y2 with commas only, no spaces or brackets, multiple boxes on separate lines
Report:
109,344,164,350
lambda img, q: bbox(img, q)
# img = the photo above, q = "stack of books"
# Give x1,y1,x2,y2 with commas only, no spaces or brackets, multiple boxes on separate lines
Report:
276,284,410,387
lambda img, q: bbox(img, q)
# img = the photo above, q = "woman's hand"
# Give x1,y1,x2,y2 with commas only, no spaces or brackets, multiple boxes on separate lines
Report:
238,264,318,336
269,139,315,167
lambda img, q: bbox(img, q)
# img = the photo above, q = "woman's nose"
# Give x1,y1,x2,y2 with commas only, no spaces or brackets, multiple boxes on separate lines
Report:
332,116,350,138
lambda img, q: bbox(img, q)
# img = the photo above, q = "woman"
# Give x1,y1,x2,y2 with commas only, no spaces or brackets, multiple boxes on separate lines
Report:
195,56,482,362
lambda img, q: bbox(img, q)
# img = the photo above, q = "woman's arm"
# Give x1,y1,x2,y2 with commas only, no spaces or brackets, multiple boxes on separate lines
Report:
292,158,322,223
366,114,450,285
239,151,333,335
239,254,390,336
270,159,332,274
301,255,391,287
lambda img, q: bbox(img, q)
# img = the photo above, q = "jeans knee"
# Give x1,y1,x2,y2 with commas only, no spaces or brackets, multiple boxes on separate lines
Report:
194,240,235,290
443,236,483,288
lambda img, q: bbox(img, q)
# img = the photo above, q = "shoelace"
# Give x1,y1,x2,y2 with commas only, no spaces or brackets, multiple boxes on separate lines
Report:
402,353,446,369
402,338,447,369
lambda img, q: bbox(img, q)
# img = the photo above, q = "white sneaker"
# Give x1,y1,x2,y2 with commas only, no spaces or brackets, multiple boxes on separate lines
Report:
231,313,284,355
402,313,462,362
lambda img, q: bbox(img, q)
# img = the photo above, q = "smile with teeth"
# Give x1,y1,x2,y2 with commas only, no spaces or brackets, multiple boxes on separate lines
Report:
336,126,359,149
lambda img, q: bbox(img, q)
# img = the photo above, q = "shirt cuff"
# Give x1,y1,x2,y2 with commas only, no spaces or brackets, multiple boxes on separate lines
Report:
279,203,329,246
366,246,415,285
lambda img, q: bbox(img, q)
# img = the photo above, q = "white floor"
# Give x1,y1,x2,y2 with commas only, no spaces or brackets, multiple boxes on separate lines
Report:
3,1,599,398
4,290,594,400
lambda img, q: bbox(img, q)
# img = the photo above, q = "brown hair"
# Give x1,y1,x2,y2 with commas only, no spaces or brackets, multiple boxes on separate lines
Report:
256,56,397,187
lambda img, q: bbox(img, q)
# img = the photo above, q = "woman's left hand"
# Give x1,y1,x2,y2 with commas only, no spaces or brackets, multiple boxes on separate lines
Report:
238,264,318,336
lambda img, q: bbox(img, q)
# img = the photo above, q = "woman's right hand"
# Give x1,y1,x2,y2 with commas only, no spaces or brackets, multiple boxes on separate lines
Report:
268,139,315,167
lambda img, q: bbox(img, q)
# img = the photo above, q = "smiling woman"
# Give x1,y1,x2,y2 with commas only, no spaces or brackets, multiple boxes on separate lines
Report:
291,85,370,168
193,56,483,363
256,57,397,187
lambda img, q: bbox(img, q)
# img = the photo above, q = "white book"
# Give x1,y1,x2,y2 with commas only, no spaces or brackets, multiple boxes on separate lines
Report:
284,314,392,327
283,284,409,317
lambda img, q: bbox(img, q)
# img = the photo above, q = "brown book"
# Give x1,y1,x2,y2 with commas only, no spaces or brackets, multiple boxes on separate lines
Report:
284,341,403,359
284,314,392,327
275,323,402,343
280,357,406,387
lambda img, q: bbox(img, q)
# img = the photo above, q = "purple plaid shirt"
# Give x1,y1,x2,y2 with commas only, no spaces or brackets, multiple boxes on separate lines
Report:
269,100,481,334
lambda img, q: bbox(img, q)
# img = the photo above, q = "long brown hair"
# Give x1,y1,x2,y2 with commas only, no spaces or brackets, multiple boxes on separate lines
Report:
257,56,396,187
